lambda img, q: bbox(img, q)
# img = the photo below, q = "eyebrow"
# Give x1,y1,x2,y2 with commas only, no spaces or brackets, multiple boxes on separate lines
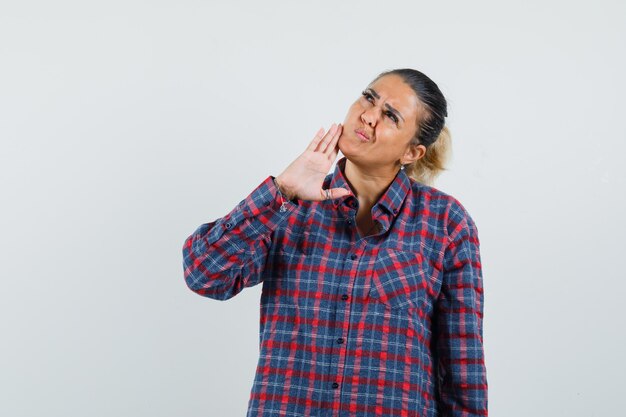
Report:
365,88,405,123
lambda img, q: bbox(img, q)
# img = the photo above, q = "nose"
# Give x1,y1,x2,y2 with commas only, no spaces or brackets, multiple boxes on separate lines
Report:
361,106,379,128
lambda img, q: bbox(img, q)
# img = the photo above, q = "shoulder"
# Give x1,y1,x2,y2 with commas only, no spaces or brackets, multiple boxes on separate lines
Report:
408,179,478,240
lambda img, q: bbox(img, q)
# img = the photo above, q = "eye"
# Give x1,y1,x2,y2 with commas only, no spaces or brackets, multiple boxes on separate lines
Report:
385,111,398,123
361,90,374,103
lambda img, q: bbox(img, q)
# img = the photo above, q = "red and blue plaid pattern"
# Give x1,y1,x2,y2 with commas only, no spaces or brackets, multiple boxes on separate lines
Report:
183,156,488,417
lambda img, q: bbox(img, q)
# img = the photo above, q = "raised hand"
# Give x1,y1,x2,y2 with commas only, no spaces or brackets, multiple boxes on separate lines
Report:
275,123,352,201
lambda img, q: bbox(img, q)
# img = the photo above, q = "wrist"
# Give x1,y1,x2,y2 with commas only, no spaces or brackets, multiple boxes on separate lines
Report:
274,176,297,201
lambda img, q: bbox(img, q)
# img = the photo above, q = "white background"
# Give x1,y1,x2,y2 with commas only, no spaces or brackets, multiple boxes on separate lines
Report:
1,1,625,416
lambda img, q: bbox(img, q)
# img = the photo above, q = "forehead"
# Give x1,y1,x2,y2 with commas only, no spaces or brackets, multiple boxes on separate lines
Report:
367,74,421,120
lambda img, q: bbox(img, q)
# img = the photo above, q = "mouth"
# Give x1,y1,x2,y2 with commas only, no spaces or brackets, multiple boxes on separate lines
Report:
355,129,370,142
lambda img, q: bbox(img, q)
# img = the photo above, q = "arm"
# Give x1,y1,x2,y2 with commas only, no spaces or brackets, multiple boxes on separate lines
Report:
182,176,297,301
182,123,349,300
435,204,488,416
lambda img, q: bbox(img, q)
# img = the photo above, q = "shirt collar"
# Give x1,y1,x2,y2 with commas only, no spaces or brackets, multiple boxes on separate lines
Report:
328,156,412,218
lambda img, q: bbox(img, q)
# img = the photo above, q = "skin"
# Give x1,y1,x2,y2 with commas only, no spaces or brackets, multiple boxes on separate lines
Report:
276,74,427,237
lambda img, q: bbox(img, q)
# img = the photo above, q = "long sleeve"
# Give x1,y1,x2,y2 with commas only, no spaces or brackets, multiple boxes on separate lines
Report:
434,203,488,416
182,175,297,301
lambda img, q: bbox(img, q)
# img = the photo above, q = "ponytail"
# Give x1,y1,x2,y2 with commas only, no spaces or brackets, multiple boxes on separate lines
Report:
405,126,451,186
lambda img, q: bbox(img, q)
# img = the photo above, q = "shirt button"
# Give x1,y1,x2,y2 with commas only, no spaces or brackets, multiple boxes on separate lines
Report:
337,337,344,344
350,254,356,260
332,382,339,389
225,222,232,229
341,294,349,300
346,219,353,225
265,201,271,206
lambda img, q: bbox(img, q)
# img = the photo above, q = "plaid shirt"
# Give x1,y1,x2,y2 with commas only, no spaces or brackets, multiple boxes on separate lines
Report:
182,156,488,417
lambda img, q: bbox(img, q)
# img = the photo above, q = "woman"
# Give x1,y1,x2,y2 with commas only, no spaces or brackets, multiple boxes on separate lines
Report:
182,68,488,417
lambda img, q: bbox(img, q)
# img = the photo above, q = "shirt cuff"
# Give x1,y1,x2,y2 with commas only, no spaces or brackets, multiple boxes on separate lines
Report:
234,175,299,239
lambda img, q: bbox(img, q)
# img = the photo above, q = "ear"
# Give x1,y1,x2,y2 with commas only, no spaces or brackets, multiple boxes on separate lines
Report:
401,143,426,165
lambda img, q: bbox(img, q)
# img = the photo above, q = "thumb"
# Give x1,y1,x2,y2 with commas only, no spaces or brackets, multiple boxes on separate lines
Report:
329,187,352,199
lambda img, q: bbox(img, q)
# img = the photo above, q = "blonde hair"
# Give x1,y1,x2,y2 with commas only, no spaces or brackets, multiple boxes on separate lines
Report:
404,126,452,186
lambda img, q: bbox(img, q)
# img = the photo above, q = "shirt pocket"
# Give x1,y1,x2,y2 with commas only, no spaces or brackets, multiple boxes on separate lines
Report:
368,248,429,310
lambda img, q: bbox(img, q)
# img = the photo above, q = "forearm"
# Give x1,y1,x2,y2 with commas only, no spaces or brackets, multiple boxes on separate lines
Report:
182,175,298,300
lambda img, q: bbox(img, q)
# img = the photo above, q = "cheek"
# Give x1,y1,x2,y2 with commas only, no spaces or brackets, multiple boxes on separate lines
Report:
375,125,396,142
345,102,363,120
373,128,410,152
337,135,353,155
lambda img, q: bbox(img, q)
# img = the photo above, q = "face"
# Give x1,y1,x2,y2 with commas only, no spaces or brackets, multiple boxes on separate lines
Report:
339,74,426,171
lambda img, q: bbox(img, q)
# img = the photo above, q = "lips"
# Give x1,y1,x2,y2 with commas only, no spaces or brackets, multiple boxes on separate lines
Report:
355,129,371,142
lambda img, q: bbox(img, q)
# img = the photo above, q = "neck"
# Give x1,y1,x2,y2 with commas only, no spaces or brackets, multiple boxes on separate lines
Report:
342,158,399,207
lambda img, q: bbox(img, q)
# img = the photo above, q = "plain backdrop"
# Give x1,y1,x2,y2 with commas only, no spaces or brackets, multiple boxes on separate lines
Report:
1,1,625,416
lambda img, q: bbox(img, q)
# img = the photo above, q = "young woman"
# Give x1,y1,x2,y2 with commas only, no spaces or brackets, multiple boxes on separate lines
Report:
183,68,488,417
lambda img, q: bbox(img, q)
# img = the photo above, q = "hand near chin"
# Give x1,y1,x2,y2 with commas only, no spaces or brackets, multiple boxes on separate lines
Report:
275,123,352,201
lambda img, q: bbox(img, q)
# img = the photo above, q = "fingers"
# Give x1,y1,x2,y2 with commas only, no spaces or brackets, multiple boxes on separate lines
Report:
320,187,352,201
315,123,337,153
321,124,342,155
328,136,340,161
319,124,341,154
307,123,342,155
331,187,352,198
328,142,341,161
306,127,326,152
311,123,338,152
319,188,333,201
